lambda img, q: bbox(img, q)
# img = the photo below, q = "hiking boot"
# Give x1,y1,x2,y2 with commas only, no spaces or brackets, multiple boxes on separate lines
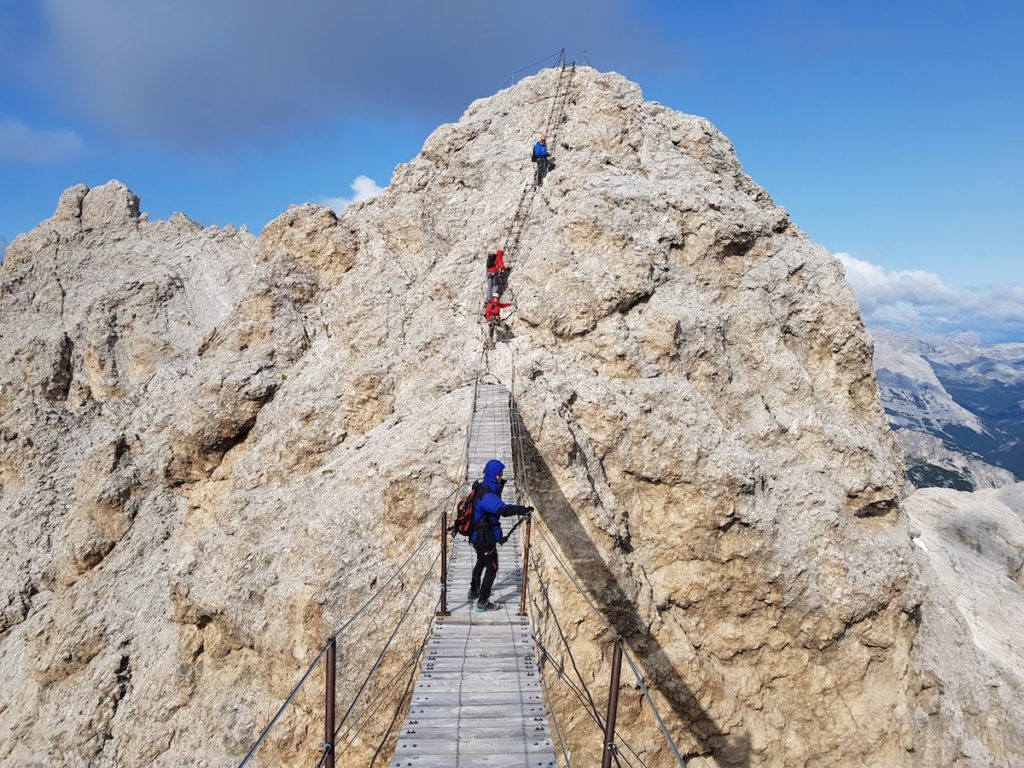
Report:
467,590,479,601
475,600,499,612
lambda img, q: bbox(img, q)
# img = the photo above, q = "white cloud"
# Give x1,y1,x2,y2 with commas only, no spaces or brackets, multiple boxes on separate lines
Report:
838,253,1024,340
0,116,83,162
322,175,384,214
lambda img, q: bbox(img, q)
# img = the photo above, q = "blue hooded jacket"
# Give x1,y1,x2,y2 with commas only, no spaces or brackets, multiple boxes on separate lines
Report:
472,459,529,546
533,140,549,159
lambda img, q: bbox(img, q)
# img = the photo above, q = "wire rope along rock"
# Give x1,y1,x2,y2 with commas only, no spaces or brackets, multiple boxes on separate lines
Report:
510,49,566,85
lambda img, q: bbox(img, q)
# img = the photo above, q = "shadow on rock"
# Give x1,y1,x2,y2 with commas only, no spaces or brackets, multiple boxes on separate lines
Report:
519,415,752,768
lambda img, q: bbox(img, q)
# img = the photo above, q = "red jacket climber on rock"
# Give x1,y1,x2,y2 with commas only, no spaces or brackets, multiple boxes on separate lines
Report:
484,293,512,322
486,249,510,297
486,249,507,275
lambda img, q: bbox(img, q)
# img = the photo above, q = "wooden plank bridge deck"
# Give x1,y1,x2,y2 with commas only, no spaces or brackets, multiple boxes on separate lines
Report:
390,382,557,768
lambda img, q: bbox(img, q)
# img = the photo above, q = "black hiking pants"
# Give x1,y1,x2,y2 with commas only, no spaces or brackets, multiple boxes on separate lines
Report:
487,270,508,298
535,156,550,186
471,542,499,602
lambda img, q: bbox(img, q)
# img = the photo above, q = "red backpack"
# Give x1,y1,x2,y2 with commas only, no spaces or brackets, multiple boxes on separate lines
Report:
450,482,482,538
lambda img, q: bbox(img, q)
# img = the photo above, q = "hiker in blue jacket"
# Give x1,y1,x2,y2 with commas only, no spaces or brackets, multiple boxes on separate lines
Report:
531,134,552,186
469,459,532,611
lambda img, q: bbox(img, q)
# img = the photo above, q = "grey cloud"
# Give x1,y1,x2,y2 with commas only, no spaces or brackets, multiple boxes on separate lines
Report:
0,116,83,162
38,0,678,147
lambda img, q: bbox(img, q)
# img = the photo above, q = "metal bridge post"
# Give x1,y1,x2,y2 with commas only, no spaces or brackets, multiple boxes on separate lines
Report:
601,639,624,768
518,513,532,617
324,637,336,768
438,503,451,617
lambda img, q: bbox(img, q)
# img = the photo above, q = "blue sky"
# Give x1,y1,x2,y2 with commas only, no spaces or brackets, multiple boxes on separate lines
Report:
1,1,1021,339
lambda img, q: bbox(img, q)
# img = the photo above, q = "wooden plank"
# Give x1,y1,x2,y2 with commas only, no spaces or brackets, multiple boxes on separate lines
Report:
391,757,557,768
424,652,534,661
403,706,547,721
392,739,554,757
413,681,541,695
411,691,544,706
401,716,546,730
398,728,549,746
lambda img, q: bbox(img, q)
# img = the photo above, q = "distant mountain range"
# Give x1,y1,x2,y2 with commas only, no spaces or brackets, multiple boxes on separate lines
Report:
871,327,1024,490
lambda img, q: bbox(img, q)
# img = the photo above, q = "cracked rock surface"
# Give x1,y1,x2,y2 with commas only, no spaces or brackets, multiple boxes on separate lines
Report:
0,67,1021,767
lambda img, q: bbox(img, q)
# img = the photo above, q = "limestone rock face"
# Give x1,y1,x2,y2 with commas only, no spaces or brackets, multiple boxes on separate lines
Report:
1,70,1021,768
903,484,1024,765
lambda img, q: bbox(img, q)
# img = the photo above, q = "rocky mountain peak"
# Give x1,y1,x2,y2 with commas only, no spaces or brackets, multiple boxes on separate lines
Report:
0,67,1021,767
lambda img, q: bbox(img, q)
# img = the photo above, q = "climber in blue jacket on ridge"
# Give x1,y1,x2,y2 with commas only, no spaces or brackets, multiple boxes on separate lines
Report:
469,459,532,612
531,134,552,186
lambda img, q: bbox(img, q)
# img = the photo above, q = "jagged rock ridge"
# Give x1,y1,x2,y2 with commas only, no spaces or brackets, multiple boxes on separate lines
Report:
1,67,1022,767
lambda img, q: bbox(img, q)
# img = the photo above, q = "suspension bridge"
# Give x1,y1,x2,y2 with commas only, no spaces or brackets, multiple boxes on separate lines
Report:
236,52,690,768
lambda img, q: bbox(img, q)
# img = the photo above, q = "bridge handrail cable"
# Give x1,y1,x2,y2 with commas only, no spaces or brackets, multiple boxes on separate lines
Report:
315,549,441,767
529,519,689,767
238,487,454,767
526,544,652,768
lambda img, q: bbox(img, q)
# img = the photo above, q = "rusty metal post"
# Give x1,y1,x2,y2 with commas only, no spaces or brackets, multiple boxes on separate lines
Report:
518,513,532,616
438,503,450,617
324,638,336,768
600,640,624,768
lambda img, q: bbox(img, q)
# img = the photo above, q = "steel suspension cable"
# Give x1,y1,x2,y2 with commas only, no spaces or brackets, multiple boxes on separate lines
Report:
329,517,438,638
522,499,647,768
531,632,643,768
527,591,597,760
523,557,595,743
237,643,332,767
509,357,532,502
330,647,419,756
319,594,439,768
366,594,439,767
331,605,434,752
533,553,603,723
529,521,688,767
538,646,573,768
622,649,689,768
511,49,564,83
239,490,454,767
528,555,651,768
334,548,441,740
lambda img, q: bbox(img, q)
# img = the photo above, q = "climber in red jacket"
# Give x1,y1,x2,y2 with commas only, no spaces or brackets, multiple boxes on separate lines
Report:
484,293,512,323
486,248,511,297
484,292,513,348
